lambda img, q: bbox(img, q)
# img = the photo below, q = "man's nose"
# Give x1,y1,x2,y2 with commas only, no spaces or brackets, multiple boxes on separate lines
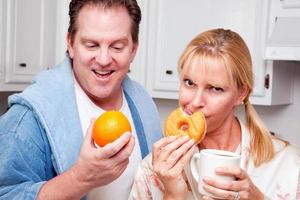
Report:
96,48,113,66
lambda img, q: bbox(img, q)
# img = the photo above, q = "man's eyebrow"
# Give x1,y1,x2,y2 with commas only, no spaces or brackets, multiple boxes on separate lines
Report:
80,38,96,43
112,38,129,43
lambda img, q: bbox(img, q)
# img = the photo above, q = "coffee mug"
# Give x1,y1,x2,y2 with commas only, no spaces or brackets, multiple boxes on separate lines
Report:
190,149,241,198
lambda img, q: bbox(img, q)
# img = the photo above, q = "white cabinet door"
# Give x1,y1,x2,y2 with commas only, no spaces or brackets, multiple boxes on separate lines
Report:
0,0,56,91
144,0,293,105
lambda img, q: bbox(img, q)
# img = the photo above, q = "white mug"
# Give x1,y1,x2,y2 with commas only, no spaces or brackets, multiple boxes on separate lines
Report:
190,149,241,199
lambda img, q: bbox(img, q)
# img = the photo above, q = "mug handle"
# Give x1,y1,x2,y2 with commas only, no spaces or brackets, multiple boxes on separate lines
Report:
190,154,201,182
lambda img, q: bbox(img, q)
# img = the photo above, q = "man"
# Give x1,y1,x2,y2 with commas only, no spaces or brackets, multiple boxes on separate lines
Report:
0,0,162,199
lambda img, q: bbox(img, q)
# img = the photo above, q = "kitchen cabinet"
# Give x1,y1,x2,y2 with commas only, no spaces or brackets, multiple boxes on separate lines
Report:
142,0,295,105
0,0,57,91
127,0,148,86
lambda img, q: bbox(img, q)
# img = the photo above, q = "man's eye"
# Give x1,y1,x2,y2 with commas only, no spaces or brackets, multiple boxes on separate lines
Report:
184,79,194,87
85,43,97,48
112,46,124,52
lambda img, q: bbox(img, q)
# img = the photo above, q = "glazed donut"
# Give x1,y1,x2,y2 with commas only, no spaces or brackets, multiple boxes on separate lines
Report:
164,107,206,144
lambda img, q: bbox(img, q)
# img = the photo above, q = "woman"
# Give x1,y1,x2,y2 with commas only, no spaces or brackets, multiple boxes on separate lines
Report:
129,29,300,200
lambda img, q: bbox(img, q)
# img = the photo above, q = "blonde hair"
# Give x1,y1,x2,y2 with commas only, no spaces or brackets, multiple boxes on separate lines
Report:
178,28,275,167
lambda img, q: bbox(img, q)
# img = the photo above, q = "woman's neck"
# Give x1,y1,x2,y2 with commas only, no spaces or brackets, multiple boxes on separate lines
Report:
199,117,241,152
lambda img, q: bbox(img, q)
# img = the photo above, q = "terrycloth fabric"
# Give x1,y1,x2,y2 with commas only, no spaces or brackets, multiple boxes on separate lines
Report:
129,121,300,200
0,57,163,199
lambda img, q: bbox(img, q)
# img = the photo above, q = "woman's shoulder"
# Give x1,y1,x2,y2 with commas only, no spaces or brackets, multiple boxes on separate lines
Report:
272,137,300,160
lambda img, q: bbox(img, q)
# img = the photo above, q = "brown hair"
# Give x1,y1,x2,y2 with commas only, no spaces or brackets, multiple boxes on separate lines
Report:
68,0,141,44
178,28,276,167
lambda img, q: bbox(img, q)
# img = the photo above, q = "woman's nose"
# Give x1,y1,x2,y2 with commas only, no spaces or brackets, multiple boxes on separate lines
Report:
190,90,205,110
96,48,113,67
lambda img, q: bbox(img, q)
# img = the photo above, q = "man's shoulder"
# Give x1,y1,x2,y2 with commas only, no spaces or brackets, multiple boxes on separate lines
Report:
0,104,42,139
123,76,151,98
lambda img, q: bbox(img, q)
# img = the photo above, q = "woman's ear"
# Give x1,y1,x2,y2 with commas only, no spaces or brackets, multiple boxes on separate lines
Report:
235,85,250,106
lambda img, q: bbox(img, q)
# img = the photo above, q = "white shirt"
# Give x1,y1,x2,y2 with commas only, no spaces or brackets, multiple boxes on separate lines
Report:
74,77,142,200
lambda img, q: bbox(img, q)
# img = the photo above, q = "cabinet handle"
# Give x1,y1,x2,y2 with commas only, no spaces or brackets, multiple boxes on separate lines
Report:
264,74,270,89
19,63,27,67
165,70,173,75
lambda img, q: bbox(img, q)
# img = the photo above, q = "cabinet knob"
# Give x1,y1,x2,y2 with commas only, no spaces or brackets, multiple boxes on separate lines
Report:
165,70,173,75
19,63,27,67
128,69,131,73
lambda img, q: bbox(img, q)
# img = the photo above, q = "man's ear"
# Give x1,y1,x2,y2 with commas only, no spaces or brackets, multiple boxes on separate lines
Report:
235,85,250,106
66,32,74,58
129,42,139,63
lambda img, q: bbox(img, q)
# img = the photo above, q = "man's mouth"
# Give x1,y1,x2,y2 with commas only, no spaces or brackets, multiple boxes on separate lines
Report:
92,69,114,78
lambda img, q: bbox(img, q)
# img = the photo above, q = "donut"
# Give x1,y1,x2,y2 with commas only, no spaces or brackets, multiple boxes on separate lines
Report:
164,107,206,144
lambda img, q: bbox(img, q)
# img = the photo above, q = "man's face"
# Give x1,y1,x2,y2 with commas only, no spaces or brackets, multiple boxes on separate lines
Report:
67,5,138,110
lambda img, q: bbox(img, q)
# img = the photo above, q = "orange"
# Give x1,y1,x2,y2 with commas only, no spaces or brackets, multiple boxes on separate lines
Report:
92,111,131,147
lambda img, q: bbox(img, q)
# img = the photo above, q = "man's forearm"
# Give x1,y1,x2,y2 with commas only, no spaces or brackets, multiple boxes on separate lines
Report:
37,167,90,200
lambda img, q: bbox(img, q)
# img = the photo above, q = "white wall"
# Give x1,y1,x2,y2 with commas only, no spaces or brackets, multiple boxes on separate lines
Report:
154,64,300,147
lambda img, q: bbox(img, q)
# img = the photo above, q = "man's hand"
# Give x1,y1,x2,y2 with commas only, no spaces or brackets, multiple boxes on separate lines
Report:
72,119,135,188
37,119,135,200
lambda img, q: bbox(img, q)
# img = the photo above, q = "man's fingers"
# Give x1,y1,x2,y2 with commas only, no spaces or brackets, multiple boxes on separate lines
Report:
99,131,133,158
83,118,96,147
111,136,135,164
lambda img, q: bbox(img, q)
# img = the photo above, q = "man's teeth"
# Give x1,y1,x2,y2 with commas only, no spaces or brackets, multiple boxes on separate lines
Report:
94,70,113,75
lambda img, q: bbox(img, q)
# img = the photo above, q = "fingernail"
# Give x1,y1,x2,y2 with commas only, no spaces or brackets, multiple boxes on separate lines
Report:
203,176,212,182
215,167,224,172
123,131,131,137
182,135,189,140
168,136,177,140
188,139,195,144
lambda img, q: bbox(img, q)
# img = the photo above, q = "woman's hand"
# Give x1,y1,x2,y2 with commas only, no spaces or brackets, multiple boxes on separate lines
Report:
201,166,264,200
152,136,195,200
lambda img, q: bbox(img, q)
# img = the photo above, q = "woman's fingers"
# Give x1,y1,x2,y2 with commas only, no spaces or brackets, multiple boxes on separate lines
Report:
203,177,240,191
215,166,247,180
152,136,177,156
153,136,191,161
167,138,195,169
202,182,238,200
171,143,196,174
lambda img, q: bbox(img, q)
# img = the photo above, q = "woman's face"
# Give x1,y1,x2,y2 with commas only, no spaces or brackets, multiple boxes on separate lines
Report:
179,57,246,134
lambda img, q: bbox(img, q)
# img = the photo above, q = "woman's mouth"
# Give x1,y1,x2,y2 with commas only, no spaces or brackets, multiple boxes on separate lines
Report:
183,107,193,116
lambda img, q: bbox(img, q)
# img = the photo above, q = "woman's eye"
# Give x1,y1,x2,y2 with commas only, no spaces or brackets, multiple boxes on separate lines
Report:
211,86,224,92
184,79,194,87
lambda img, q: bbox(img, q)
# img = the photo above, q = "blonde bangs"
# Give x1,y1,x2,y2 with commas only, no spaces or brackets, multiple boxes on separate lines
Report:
178,47,234,86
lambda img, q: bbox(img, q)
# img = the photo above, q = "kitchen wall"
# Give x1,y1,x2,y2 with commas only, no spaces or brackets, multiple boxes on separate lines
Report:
1,65,299,146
